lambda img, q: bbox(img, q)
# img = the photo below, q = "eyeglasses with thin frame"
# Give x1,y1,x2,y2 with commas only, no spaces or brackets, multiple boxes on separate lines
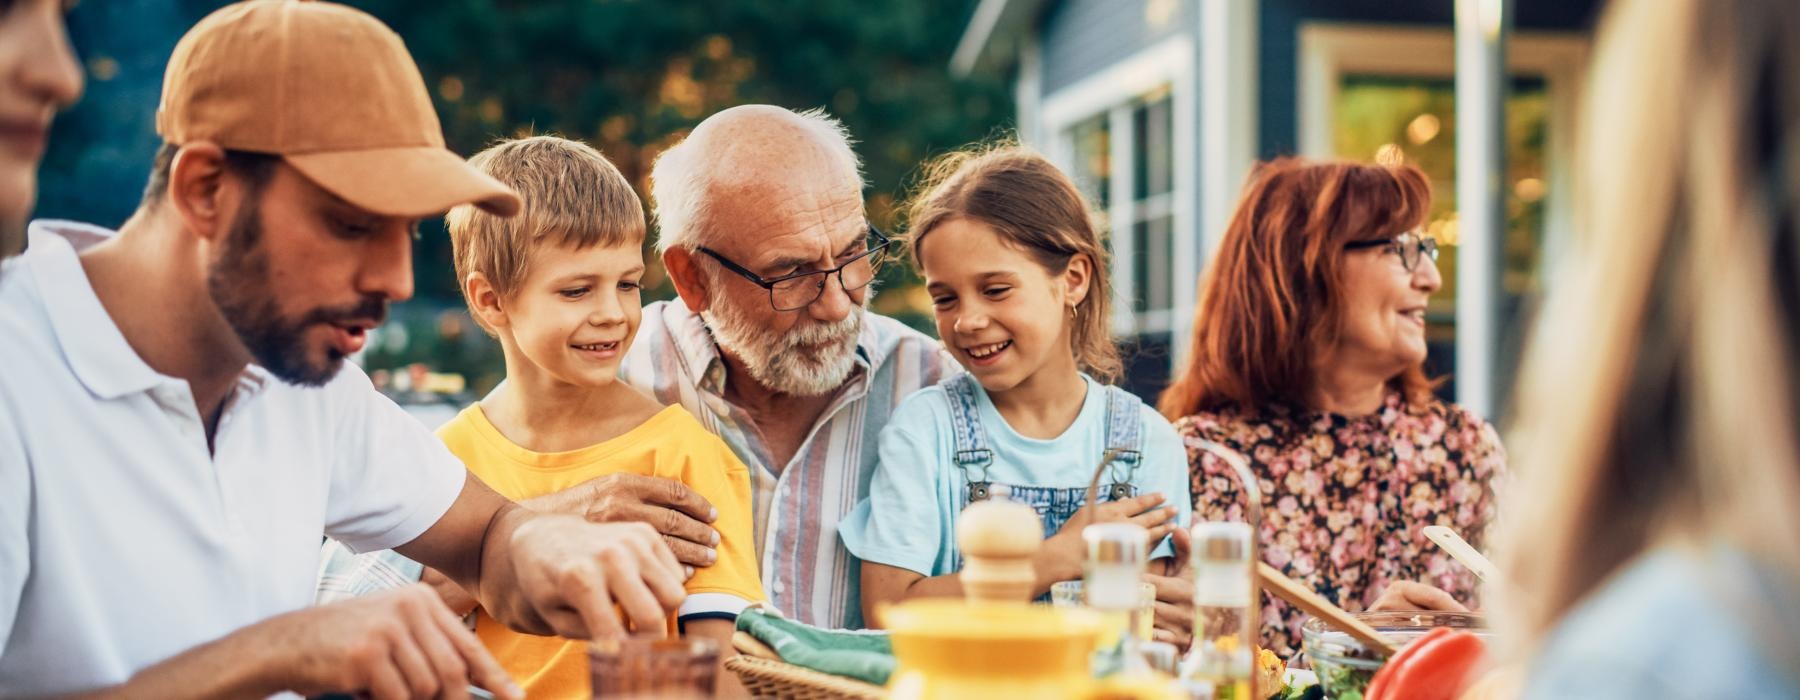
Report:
1344,230,1440,272
698,223,891,312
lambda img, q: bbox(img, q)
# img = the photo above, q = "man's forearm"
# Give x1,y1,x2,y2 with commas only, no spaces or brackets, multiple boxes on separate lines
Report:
422,566,481,617
471,501,534,627
394,473,524,616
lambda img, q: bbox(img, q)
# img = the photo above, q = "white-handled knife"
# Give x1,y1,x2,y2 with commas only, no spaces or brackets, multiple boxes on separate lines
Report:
1424,525,1499,582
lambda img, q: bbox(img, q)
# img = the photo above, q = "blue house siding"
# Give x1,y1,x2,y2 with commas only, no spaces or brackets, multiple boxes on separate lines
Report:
1041,0,1196,93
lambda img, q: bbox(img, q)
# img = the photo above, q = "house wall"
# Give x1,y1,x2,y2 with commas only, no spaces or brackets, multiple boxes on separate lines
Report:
1033,0,1205,403
1257,0,1602,158
1040,0,1196,93
1010,0,1606,407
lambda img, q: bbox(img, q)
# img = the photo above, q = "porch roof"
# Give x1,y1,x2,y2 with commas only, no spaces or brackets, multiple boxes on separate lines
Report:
951,0,1047,76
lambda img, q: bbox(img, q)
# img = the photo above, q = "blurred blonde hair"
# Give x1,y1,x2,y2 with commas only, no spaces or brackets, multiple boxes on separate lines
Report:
445,135,644,335
1499,0,1800,659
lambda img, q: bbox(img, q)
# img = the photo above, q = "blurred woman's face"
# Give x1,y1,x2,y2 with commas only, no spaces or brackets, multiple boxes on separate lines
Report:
1331,231,1442,377
0,0,84,255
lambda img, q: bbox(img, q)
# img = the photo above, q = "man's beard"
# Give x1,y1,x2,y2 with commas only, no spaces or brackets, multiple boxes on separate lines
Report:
0,218,22,287
206,199,386,387
1,217,24,261
702,287,865,397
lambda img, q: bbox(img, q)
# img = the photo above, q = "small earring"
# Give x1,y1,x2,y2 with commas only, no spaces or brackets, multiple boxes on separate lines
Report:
1068,304,1078,320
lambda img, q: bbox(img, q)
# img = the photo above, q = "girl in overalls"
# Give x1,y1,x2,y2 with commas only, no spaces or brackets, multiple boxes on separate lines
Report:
840,144,1192,624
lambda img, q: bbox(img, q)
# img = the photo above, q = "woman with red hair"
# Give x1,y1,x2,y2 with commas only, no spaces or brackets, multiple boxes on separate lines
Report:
1156,158,1504,656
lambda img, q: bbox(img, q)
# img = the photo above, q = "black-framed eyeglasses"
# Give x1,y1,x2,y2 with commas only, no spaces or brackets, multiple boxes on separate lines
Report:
698,223,891,312
1344,230,1440,272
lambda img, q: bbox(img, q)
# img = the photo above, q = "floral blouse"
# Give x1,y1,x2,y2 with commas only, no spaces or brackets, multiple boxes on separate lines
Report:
1173,390,1505,657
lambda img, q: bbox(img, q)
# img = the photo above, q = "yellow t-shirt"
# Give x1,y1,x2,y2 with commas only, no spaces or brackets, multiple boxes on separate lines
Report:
437,403,764,700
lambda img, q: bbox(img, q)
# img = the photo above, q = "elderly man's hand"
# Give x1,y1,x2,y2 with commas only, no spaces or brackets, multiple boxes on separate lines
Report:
524,472,720,571
491,514,688,640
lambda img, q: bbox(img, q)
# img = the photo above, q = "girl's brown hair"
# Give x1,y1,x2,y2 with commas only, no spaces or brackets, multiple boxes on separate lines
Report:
1157,157,1437,419
905,143,1122,383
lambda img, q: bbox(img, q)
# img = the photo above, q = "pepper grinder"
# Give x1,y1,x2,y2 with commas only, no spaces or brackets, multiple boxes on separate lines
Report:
956,486,1044,604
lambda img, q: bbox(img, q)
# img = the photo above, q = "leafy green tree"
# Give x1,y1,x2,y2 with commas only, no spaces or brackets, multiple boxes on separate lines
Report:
360,0,1011,312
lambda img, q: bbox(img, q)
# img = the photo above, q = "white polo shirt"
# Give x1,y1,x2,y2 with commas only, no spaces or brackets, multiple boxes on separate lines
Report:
0,221,466,695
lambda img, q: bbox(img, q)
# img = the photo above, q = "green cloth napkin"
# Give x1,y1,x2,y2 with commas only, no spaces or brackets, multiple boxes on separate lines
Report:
734,607,895,685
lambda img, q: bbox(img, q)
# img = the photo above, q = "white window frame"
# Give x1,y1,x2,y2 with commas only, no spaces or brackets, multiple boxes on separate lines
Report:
1035,35,1197,339
1297,23,1588,274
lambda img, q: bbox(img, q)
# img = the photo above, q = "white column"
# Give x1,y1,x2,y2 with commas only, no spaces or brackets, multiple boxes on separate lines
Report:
1190,0,1259,365
1015,37,1043,147
1108,104,1138,336
1454,0,1509,417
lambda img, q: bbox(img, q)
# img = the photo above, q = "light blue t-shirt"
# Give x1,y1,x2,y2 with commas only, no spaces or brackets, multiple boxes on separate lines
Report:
1525,544,1800,699
838,374,1193,577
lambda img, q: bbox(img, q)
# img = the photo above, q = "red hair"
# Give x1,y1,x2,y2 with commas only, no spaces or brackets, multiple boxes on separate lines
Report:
1158,158,1438,418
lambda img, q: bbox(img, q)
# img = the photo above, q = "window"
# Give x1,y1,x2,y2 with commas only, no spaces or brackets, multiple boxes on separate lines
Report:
1332,75,1552,392
1130,93,1175,322
1035,35,1194,400
1062,90,1176,334
1067,113,1110,211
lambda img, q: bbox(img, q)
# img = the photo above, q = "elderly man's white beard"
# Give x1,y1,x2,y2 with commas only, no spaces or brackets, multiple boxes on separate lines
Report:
703,292,865,397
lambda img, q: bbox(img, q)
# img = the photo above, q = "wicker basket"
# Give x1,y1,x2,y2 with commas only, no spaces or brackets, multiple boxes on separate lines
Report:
726,631,887,699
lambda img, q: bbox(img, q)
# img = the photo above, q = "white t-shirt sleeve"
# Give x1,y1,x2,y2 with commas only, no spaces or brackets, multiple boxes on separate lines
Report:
677,593,756,620
0,397,28,653
321,368,466,554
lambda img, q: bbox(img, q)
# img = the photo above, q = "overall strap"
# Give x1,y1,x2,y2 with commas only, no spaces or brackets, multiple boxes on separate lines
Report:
942,374,997,500
1100,384,1146,501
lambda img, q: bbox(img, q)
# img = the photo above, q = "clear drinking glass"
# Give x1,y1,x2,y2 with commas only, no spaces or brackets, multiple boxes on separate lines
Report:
587,637,719,699
1048,580,1157,641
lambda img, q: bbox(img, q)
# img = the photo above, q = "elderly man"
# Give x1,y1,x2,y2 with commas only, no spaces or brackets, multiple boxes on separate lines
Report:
619,105,957,629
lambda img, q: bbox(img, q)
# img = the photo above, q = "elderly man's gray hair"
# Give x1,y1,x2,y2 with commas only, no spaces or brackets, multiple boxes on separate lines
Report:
650,106,864,254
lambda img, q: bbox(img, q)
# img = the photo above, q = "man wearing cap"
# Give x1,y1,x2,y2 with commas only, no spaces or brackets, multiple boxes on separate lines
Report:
0,2,683,698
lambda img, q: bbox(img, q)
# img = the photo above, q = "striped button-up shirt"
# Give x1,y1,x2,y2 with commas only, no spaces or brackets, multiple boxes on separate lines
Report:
620,301,955,629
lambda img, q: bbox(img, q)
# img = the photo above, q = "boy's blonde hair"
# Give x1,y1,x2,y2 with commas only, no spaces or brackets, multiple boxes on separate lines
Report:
446,135,644,334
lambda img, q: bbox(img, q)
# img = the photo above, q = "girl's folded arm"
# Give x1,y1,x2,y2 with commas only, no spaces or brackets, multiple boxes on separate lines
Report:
859,561,965,628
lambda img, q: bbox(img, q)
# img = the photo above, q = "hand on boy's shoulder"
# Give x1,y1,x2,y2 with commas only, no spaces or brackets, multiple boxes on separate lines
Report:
522,471,721,571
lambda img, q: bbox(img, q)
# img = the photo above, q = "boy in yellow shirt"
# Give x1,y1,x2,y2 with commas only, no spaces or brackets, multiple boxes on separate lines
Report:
318,136,762,698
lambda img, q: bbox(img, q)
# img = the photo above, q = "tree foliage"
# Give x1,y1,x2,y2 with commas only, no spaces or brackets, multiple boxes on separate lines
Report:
357,0,1013,310
42,1,1012,392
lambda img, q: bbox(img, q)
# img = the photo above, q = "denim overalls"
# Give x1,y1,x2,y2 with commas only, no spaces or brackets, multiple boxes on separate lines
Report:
942,373,1148,562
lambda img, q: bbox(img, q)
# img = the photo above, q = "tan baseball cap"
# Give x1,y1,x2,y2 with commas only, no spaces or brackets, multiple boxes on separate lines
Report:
155,0,520,218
